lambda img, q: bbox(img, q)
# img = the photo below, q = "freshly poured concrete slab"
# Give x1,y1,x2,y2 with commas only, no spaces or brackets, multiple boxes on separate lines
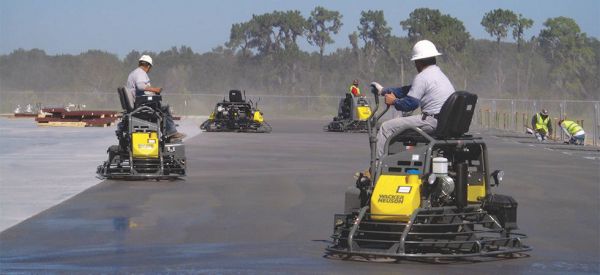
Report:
0,119,598,274
0,117,202,232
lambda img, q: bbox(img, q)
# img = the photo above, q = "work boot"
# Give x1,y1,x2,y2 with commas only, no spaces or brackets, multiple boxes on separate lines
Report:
355,170,372,188
354,169,371,179
167,132,187,141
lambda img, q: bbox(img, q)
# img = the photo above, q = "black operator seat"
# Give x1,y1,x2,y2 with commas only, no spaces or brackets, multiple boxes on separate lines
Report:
433,91,478,139
118,87,134,113
229,90,244,102
119,86,162,122
384,91,478,155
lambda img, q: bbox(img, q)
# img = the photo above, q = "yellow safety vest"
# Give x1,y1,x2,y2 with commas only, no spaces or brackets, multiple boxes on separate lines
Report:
561,120,582,135
535,113,549,133
349,85,361,96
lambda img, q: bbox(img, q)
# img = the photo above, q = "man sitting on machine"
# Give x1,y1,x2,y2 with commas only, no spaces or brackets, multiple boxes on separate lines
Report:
373,40,455,159
125,55,185,140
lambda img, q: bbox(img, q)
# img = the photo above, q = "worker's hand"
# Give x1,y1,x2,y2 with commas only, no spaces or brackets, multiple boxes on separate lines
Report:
380,87,392,95
385,93,397,105
146,86,162,94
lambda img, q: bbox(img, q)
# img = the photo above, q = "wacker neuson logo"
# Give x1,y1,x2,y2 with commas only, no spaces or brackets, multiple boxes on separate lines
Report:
378,194,404,204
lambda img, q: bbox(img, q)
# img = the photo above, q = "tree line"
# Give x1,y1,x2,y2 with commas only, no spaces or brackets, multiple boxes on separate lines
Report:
1,7,598,100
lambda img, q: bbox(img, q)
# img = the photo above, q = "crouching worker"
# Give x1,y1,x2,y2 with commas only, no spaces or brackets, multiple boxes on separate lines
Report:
374,40,455,159
531,109,552,142
125,55,186,140
559,119,585,145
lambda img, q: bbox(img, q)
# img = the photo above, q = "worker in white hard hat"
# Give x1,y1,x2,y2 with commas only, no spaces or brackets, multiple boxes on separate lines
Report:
372,40,455,158
125,55,185,140
127,55,162,97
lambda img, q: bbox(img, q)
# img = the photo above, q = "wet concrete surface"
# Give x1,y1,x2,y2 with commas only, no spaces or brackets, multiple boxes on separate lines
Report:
1,119,599,274
0,117,202,232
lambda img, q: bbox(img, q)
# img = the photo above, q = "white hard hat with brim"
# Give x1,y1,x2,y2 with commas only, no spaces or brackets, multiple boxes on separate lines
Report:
139,55,153,66
411,40,442,61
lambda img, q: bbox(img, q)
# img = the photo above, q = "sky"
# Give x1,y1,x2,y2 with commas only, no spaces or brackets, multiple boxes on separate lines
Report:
1,0,599,58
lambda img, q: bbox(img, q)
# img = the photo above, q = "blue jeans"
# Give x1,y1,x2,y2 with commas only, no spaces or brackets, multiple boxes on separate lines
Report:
569,134,585,145
161,105,177,135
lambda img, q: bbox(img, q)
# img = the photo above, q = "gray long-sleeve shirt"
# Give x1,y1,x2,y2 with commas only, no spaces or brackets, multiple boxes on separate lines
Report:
406,65,455,114
126,67,152,98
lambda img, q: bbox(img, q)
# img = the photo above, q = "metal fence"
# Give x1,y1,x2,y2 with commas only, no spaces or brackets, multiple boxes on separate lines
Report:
474,99,600,146
2,91,598,146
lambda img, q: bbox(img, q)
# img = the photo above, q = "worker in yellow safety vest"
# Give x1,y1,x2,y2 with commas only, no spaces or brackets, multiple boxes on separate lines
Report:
350,79,361,97
558,119,585,145
531,109,553,142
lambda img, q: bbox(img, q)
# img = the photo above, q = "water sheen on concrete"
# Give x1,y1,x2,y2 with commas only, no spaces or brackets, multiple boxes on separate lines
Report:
1,119,598,274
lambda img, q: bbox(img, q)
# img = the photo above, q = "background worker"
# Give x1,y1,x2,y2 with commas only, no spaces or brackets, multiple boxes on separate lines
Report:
558,119,585,145
350,79,361,97
126,55,185,140
531,109,552,142
338,79,362,119
373,40,455,158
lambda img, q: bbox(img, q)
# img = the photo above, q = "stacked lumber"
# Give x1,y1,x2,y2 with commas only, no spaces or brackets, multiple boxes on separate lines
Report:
35,108,119,127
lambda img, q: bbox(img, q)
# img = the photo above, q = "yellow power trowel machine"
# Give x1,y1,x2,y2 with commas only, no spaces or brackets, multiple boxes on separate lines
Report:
326,84,530,259
200,90,271,133
97,87,186,180
326,93,372,132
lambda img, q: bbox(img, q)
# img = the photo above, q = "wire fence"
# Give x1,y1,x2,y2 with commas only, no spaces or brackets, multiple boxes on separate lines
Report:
474,99,600,146
2,91,599,146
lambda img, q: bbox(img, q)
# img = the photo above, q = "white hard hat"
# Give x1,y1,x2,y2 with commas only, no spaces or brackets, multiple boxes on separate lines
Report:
139,55,153,66
410,40,442,61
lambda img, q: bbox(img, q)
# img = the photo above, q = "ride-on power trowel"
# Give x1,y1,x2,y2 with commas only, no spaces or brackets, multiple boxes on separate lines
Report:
200,90,271,133
326,84,530,259
325,93,372,132
97,87,186,180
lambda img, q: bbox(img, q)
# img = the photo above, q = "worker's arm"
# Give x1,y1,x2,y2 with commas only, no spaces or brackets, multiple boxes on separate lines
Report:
381,86,411,98
144,86,162,94
393,96,420,112
134,73,161,95
560,125,571,138
384,93,420,112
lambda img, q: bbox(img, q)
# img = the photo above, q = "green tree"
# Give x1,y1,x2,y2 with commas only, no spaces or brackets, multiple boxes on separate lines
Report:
307,6,342,92
272,10,308,52
401,8,470,88
307,6,343,63
226,22,253,57
230,11,309,93
481,9,518,45
358,10,391,79
246,13,279,56
358,10,391,52
348,31,362,77
400,8,470,53
512,14,534,51
78,50,122,93
481,9,518,94
584,37,600,99
510,14,533,96
538,17,595,98
237,11,307,56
